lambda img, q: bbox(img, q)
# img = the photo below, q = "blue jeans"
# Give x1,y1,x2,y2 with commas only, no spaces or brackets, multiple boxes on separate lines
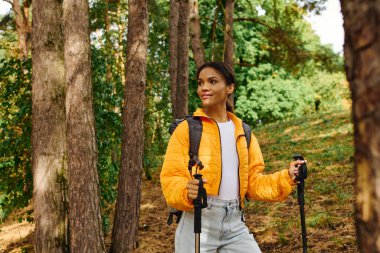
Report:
175,197,261,253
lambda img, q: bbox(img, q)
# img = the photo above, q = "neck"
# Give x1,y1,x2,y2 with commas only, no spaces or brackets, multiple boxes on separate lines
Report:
204,106,229,123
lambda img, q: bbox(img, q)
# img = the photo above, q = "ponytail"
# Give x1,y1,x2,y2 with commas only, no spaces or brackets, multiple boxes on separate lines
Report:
226,97,234,113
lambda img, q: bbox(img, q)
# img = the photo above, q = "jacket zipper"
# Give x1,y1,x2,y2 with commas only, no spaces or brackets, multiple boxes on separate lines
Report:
210,118,223,195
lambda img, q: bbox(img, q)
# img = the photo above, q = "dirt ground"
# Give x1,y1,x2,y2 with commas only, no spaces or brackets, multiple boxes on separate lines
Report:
0,171,357,253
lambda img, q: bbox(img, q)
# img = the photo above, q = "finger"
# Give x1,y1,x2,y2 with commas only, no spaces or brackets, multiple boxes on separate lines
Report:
187,184,199,191
190,179,200,185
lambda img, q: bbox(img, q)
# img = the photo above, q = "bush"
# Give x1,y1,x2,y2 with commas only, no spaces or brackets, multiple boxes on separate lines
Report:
235,68,349,126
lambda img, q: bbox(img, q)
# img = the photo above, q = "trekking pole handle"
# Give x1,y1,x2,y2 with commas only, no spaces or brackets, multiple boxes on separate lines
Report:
293,154,307,181
193,174,207,234
193,174,207,208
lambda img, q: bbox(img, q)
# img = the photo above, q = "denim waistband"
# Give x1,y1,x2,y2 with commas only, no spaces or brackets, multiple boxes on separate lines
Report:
206,197,240,210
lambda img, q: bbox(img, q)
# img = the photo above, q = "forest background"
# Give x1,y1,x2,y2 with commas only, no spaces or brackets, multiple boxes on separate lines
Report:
0,0,354,252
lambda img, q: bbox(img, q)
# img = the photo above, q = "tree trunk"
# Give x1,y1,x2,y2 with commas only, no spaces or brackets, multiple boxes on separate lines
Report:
223,0,234,109
31,0,68,252
116,4,126,110
175,0,190,118
340,1,380,252
110,0,148,252
13,0,31,58
189,0,204,69
169,0,179,118
105,0,112,82
170,0,189,119
63,0,105,252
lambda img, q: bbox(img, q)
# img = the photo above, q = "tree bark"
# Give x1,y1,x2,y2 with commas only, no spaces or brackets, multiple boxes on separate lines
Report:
110,0,148,252
340,1,380,252
63,0,105,252
169,0,179,118
223,0,234,109
13,0,31,58
31,0,68,252
189,0,204,69
170,0,189,119
175,0,190,118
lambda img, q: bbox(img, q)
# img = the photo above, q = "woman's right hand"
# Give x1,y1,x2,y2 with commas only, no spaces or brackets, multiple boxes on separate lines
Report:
186,178,207,201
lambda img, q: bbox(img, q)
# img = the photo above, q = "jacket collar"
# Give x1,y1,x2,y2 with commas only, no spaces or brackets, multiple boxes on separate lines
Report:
193,108,245,136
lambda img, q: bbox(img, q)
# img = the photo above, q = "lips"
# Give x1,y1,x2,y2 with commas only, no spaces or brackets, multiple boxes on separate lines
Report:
201,94,212,99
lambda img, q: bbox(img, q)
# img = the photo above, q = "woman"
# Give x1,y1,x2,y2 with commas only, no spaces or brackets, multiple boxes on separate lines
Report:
160,62,305,252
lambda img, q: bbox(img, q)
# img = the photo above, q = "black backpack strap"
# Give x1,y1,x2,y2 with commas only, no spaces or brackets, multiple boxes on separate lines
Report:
169,118,185,135
242,122,251,148
185,116,203,174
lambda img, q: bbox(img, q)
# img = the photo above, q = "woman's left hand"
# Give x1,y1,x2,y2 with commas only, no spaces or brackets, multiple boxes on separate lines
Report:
288,160,307,182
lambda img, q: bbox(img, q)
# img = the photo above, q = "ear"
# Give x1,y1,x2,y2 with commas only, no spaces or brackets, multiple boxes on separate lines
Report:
226,84,235,95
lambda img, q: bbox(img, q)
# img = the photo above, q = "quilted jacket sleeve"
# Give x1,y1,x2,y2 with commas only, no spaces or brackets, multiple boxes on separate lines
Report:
160,121,194,211
246,134,296,202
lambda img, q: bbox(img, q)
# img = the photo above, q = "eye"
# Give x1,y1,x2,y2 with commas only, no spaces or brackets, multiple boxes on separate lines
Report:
197,80,202,86
210,79,217,84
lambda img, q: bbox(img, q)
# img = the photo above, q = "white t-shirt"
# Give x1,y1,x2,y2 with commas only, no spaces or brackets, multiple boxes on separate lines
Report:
214,120,239,200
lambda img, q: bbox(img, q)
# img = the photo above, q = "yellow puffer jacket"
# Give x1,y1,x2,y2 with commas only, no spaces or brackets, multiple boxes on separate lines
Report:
160,108,295,211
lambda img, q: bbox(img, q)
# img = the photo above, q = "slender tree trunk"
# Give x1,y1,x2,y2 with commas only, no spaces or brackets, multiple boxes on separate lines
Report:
223,0,234,108
210,3,220,61
63,0,105,252
175,0,190,118
105,0,112,82
189,0,204,69
170,0,189,119
110,0,148,252
223,0,234,66
31,0,68,252
13,0,31,58
169,0,179,118
340,1,380,252
116,4,126,112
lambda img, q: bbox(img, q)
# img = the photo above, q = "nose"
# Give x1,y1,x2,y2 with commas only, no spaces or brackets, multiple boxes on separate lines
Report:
201,83,210,91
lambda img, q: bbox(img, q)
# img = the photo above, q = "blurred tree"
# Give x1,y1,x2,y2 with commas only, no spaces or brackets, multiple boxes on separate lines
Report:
224,0,235,109
189,0,204,68
224,0,234,68
340,1,380,252
3,0,31,58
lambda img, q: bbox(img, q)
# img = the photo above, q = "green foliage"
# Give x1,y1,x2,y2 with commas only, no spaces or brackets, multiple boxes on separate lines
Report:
92,46,123,231
235,64,348,125
300,71,350,112
234,0,343,77
0,57,32,222
144,0,175,179
236,70,313,125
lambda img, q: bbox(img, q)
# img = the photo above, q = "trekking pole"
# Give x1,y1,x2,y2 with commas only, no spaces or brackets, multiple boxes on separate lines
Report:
293,154,308,253
193,173,207,253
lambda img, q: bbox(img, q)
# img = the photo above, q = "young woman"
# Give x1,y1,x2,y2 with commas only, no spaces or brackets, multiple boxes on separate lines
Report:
160,62,305,253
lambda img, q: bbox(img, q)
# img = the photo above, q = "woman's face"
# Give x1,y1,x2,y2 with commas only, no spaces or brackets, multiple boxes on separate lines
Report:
197,67,234,110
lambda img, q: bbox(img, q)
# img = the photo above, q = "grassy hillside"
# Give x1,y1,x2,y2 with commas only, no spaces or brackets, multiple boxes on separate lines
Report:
245,109,356,252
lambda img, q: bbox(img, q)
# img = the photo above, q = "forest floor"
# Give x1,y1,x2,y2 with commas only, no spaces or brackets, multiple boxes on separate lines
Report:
1,110,357,253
